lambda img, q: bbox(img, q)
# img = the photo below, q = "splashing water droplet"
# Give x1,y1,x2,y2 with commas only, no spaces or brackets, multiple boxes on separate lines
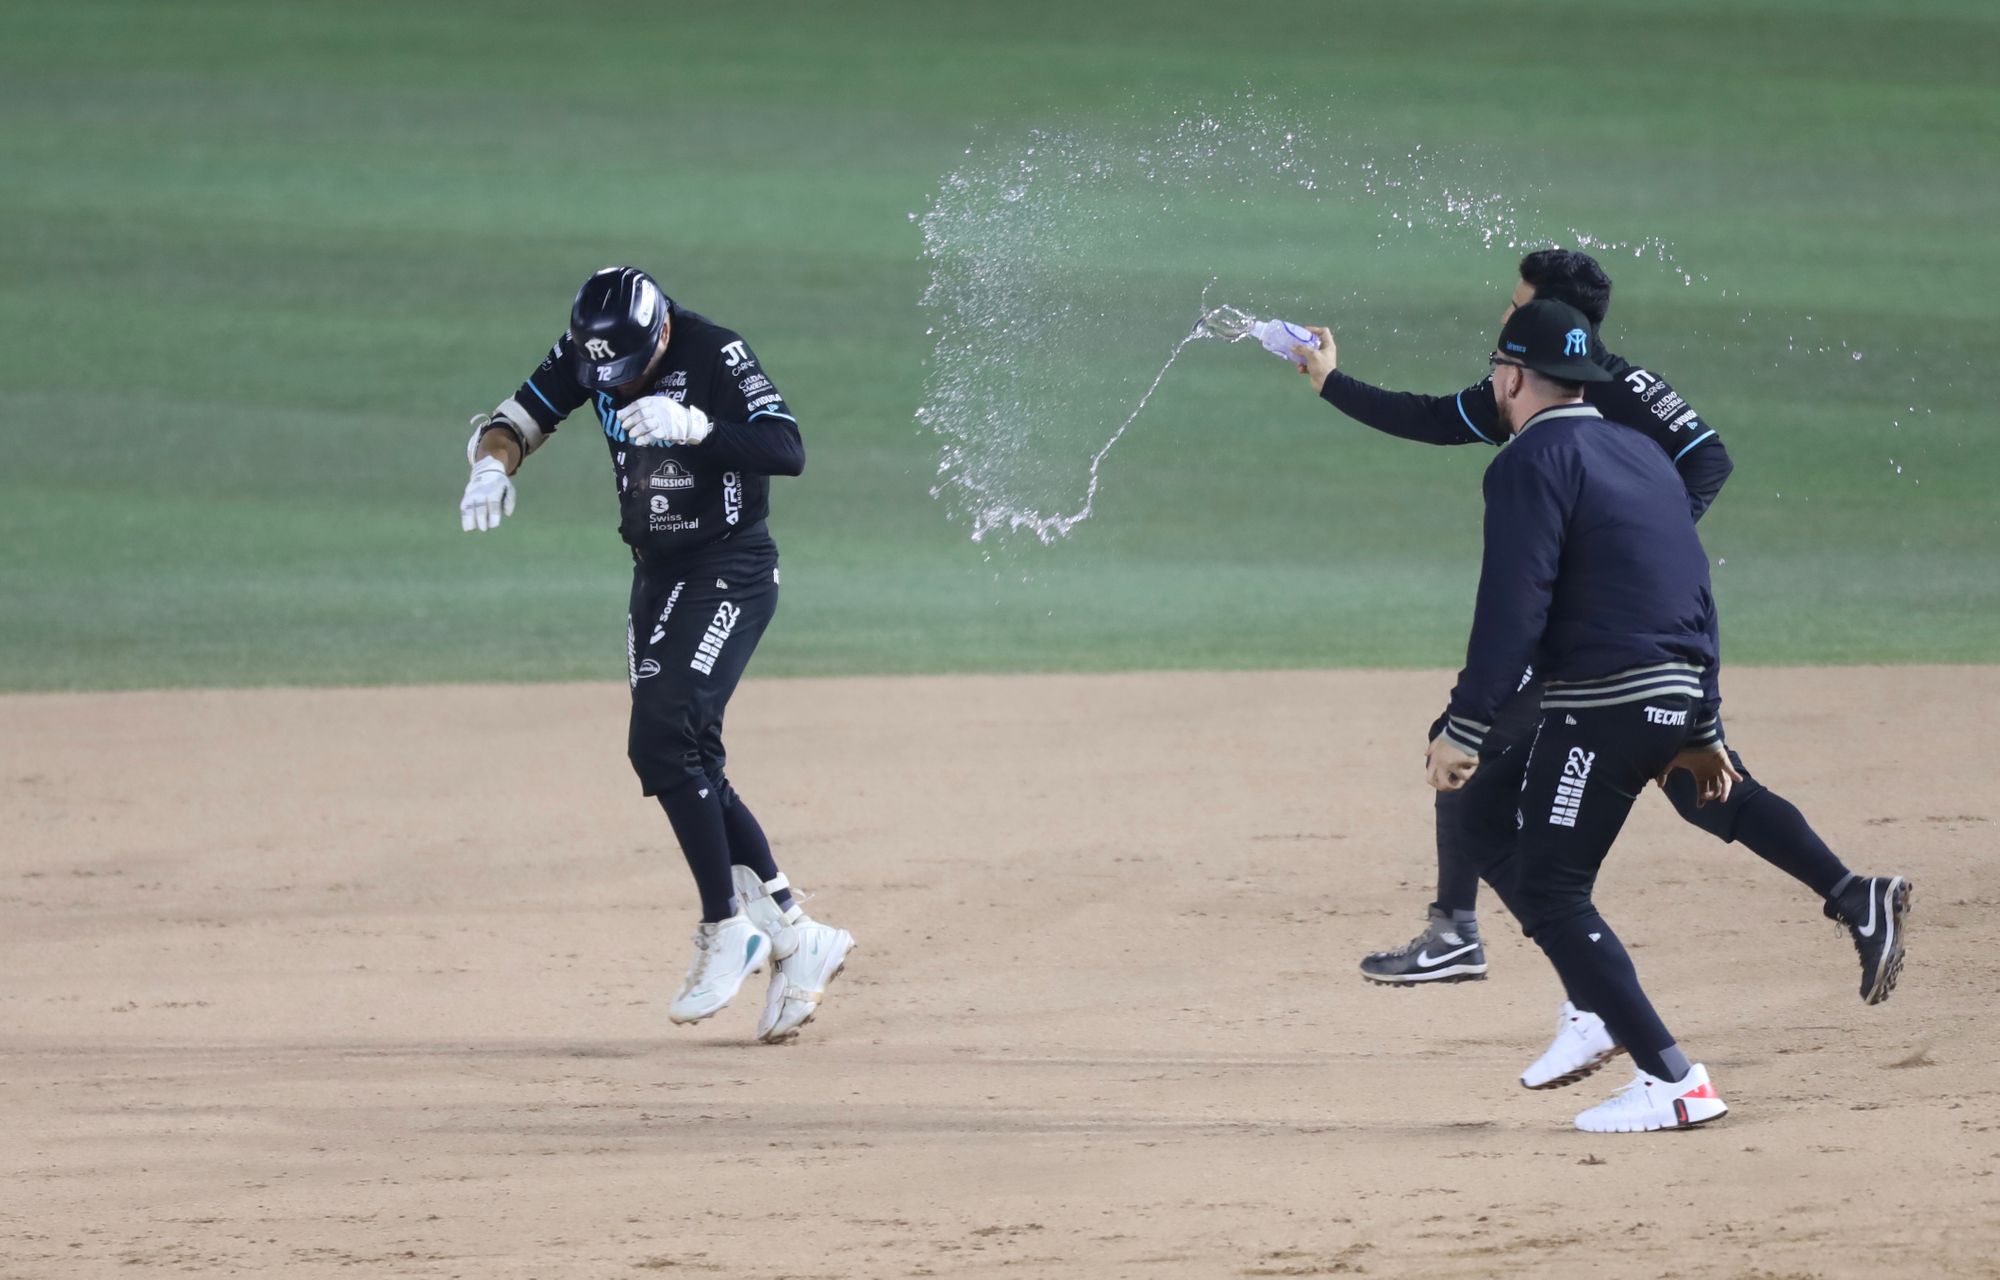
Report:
913,100,1753,548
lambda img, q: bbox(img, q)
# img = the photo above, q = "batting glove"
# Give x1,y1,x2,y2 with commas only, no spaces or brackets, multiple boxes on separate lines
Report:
616,395,712,446
460,456,516,532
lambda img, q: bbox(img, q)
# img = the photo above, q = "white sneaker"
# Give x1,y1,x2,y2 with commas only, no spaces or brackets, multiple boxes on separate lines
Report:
1521,1001,1624,1090
1573,1063,1728,1133
732,865,856,1043
667,914,769,1025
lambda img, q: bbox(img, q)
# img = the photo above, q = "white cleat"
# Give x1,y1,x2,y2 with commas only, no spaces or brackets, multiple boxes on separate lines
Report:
732,865,856,1043
1521,1001,1625,1090
1573,1063,1728,1133
667,914,769,1025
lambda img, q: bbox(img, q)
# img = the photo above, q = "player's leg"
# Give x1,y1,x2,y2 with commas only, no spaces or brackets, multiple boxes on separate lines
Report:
628,565,772,1025
678,557,856,1043
691,685,793,911
1513,697,1727,1133
1358,682,1541,984
1662,742,1911,1004
1449,728,1625,1088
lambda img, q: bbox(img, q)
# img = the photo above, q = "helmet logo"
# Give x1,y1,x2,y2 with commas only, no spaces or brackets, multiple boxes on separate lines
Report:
1563,328,1589,356
584,337,616,361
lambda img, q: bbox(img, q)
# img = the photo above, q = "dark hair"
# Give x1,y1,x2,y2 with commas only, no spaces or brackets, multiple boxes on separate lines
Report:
1518,249,1612,326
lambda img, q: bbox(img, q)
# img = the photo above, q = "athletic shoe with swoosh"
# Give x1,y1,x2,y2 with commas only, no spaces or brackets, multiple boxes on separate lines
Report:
667,914,770,1025
1359,907,1488,985
1824,875,1912,1005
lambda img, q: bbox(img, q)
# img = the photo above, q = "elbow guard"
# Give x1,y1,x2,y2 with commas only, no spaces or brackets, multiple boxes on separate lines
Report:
464,397,548,464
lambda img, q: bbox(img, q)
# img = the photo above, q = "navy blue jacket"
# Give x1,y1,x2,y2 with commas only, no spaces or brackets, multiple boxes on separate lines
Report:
1438,404,1722,756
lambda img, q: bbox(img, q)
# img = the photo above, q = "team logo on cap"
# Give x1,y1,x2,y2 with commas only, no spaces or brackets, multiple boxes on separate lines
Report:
1564,328,1589,356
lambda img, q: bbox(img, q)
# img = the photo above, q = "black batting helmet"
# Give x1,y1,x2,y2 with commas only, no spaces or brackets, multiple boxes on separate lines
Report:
570,267,669,390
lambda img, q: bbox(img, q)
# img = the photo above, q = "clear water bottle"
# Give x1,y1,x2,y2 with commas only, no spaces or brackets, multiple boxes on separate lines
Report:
1200,306,1319,361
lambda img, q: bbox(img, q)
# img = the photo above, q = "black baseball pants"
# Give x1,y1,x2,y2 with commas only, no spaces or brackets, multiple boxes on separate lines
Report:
626,537,779,797
625,532,785,922
1483,694,1699,1079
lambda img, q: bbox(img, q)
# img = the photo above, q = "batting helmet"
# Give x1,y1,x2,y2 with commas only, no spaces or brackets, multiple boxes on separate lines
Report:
570,267,669,390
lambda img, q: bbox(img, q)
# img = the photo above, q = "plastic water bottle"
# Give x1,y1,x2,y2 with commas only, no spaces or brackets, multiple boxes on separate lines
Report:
1250,318,1317,360
1199,306,1319,361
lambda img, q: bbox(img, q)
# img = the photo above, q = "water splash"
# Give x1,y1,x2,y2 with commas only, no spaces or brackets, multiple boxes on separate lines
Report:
967,312,1210,543
916,96,1964,547
917,97,1533,548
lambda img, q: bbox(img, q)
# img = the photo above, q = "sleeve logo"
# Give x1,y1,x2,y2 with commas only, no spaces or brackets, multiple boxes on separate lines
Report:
720,340,752,369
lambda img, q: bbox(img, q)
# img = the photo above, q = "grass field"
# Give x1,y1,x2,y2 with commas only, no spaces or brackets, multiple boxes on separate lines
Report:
3,0,1996,690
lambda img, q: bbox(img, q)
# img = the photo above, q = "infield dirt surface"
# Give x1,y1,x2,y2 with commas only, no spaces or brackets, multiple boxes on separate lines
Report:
4,668,1996,1279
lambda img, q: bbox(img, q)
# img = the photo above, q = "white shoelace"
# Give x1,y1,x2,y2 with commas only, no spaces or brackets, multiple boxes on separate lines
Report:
1606,1074,1653,1106
681,928,724,989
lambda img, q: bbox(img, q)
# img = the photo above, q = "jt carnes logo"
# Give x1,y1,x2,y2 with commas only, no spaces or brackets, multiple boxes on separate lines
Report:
720,340,751,369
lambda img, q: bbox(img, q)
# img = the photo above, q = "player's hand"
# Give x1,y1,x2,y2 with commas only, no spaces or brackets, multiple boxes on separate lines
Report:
1657,745,1742,807
1426,734,1479,792
1292,324,1338,393
617,395,713,447
460,456,516,532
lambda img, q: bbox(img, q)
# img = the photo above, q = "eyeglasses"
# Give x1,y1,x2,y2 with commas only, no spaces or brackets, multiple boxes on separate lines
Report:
1488,354,1529,369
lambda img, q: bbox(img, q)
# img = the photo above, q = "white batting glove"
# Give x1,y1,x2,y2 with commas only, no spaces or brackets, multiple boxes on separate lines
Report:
459,456,516,532
616,395,713,446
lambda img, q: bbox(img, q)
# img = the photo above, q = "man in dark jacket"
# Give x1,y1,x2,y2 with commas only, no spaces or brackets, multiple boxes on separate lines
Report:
1426,299,1735,1131
1287,250,1907,1088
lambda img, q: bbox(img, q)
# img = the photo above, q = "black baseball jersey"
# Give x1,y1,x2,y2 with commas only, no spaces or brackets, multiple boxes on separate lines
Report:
1319,339,1733,521
506,302,804,560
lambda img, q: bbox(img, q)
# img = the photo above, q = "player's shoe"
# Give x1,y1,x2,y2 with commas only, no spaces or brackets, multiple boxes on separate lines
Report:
1573,1063,1727,1134
667,914,770,1025
1359,906,1487,984
1521,1001,1625,1090
1823,875,1912,1005
732,866,856,1043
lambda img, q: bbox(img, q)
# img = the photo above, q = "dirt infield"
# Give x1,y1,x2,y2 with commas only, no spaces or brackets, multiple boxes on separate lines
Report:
3,668,1995,1279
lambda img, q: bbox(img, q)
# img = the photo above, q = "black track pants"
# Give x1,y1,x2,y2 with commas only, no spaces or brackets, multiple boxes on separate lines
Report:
1503,695,1698,1072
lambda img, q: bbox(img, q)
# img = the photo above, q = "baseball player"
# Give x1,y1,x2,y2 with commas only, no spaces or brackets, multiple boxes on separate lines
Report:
1288,249,1907,1083
1427,297,1738,1130
458,266,854,1042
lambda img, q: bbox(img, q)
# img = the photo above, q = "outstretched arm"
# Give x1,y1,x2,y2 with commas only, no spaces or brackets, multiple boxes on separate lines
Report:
1291,324,1495,447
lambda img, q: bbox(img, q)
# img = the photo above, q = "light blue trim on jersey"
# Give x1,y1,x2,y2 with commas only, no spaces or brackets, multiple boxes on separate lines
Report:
525,377,560,417
1456,391,1499,445
747,409,798,425
1672,429,1717,462
596,392,625,442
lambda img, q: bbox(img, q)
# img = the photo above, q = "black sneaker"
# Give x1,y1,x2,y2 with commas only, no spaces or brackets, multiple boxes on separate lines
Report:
1359,907,1488,985
1824,876,1912,1005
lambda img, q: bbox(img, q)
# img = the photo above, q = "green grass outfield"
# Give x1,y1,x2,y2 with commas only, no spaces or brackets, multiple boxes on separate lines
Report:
3,0,1995,691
